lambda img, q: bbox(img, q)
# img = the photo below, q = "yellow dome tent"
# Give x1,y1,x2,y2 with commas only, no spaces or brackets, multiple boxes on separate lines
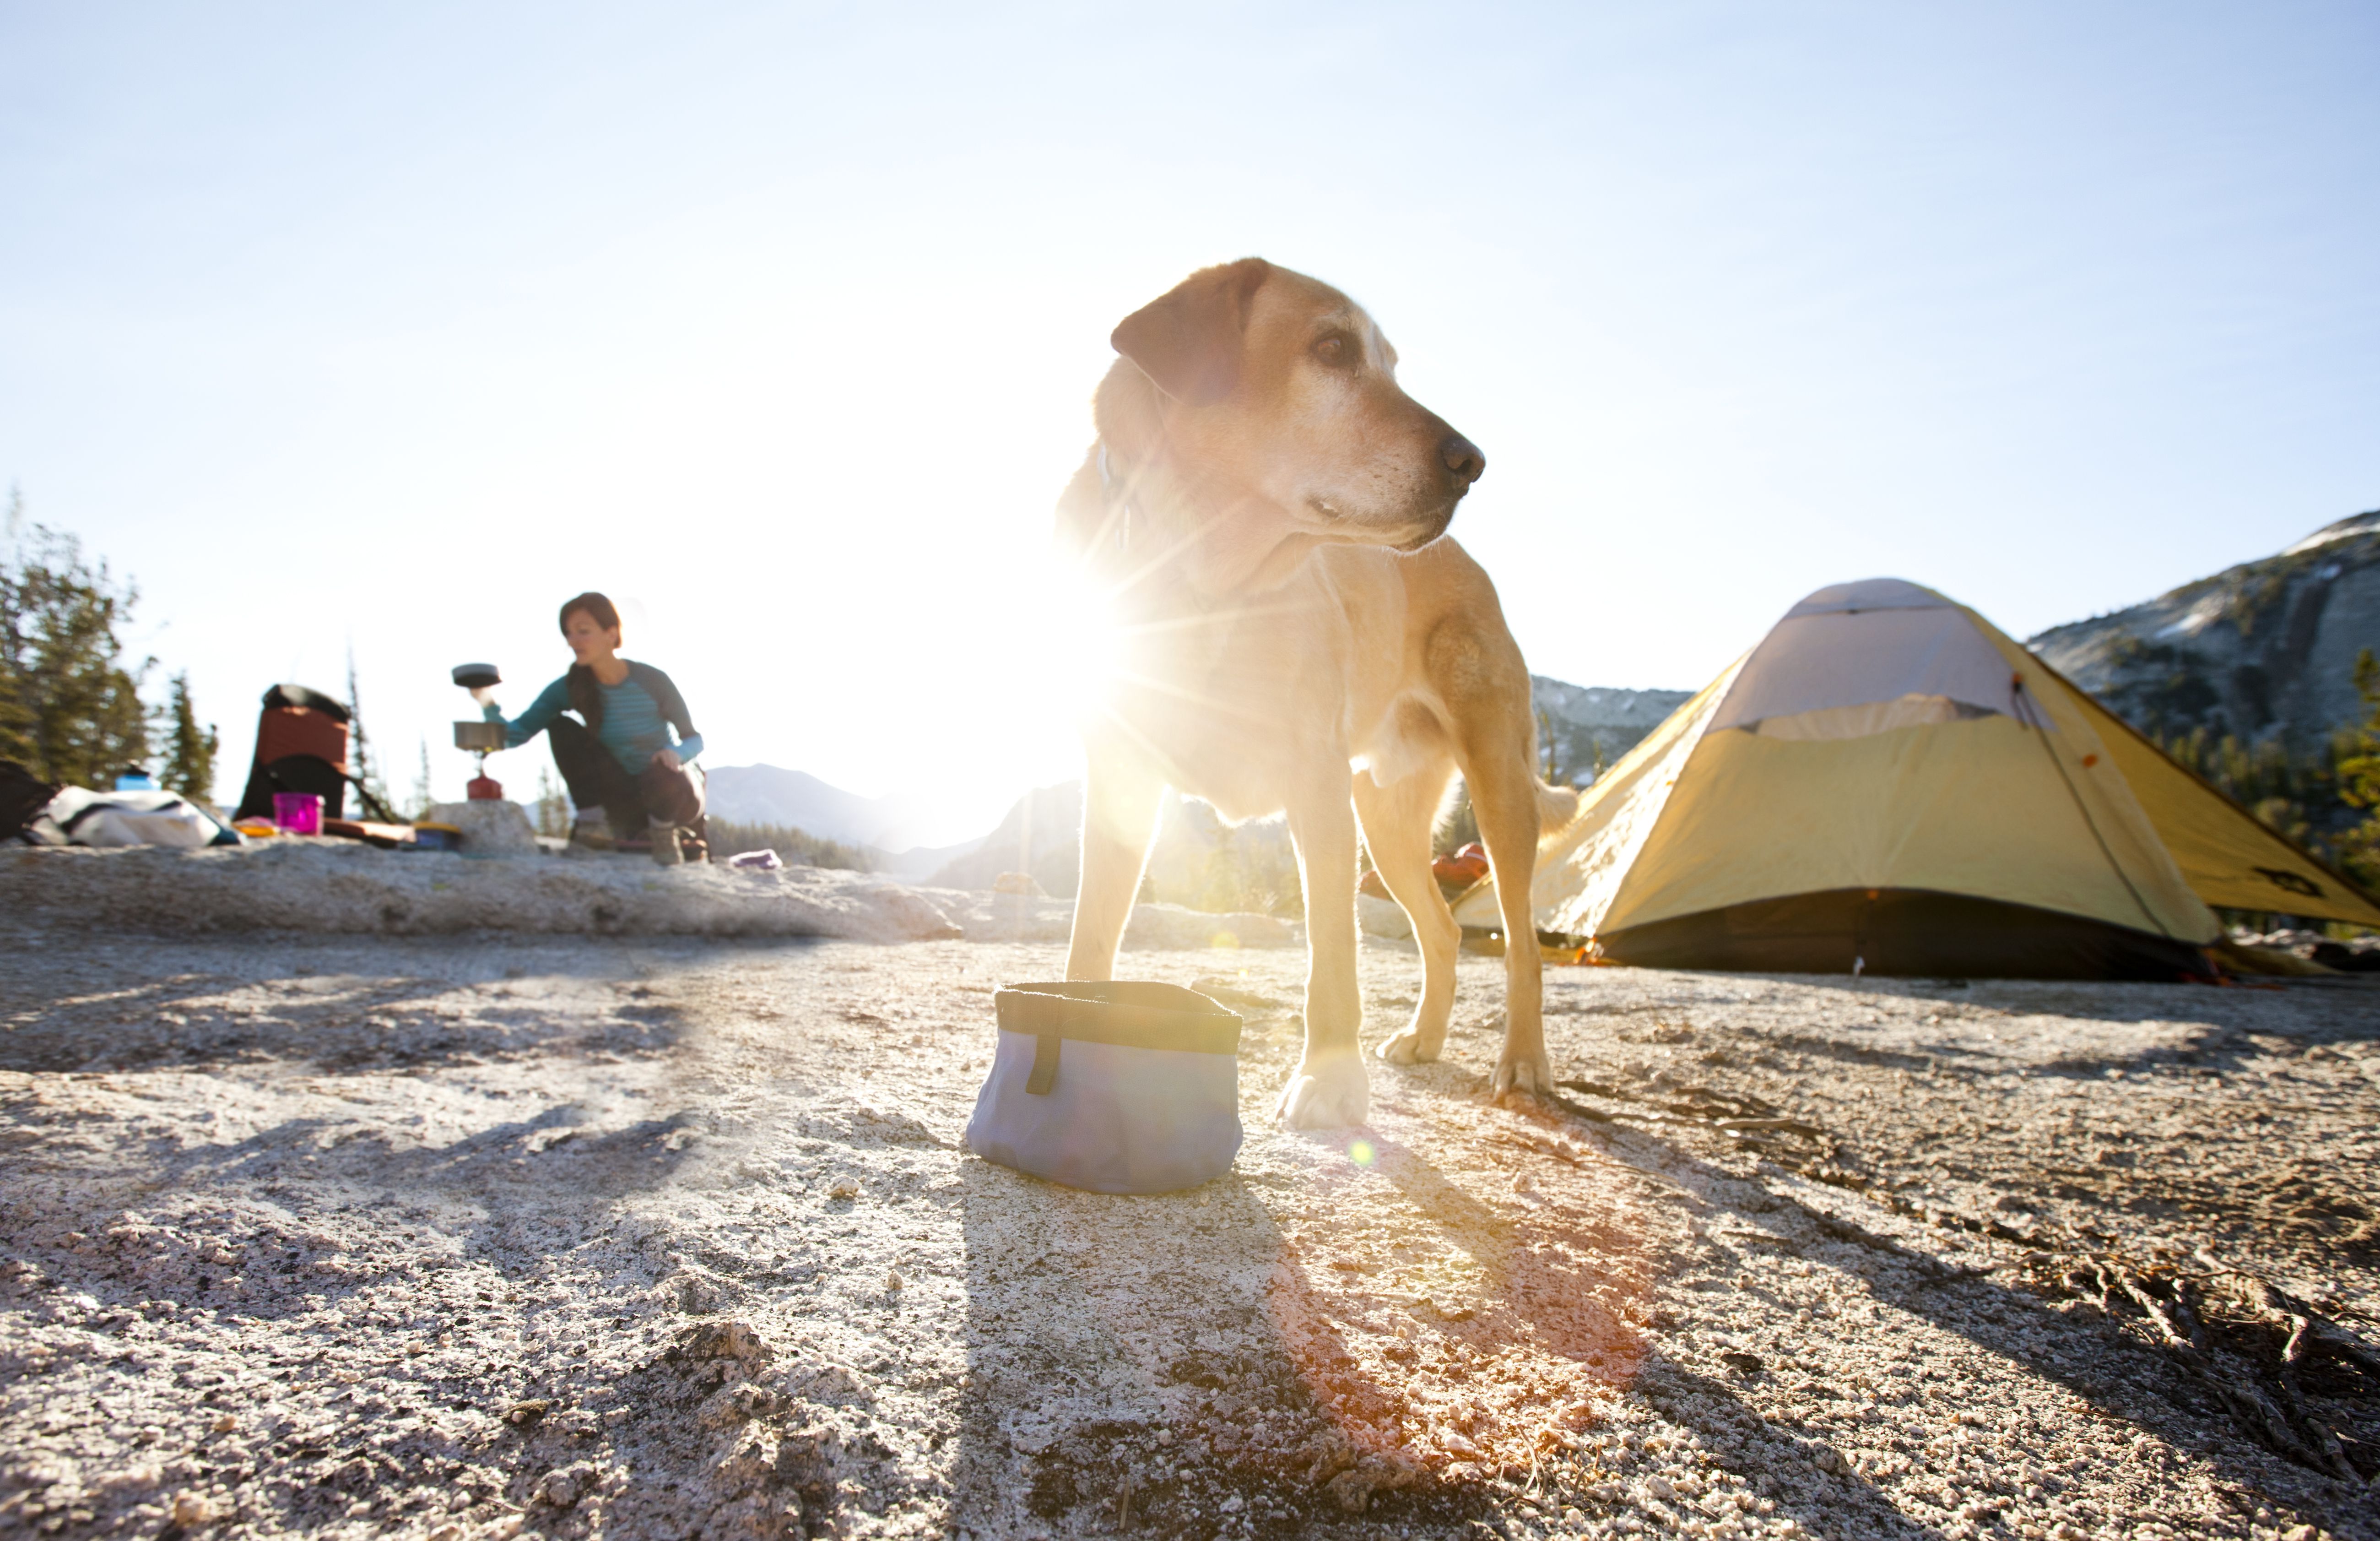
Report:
1456,578,2380,979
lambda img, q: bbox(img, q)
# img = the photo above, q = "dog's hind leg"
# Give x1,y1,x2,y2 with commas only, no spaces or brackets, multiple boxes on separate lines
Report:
1431,608,1555,1101
1353,758,1460,1065
1275,777,1370,1129
1065,758,1166,982
1462,735,1552,1101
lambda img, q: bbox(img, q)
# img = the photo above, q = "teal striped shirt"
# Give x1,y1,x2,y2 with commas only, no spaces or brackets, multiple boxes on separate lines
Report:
487,670,703,774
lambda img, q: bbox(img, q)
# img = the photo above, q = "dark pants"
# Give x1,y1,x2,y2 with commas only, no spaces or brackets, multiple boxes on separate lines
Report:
548,717,705,836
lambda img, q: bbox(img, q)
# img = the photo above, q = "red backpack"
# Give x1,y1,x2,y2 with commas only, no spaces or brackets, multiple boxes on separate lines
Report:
232,685,397,823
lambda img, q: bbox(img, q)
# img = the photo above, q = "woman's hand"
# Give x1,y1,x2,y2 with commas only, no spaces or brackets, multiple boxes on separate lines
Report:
652,748,682,772
469,686,495,707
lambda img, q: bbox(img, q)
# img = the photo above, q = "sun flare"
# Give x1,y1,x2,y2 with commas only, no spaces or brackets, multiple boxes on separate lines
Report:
1022,551,1127,721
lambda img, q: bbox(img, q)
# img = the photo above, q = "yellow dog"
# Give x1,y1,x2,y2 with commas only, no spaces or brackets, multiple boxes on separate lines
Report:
1057,258,1577,1128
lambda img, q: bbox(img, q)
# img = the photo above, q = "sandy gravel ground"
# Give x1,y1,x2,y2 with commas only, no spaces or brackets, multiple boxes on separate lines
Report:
3,926,2376,1541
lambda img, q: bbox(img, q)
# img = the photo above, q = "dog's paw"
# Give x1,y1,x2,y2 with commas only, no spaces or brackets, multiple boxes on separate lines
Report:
1375,1024,1444,1065
1276,1054,1370,1129
1491,1049,1553,1105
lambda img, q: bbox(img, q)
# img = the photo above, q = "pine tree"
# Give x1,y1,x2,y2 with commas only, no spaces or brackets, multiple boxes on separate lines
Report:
2336,648,2380,894
160,671,218,804
345,647,379,813
347,646,367,783
343,645,398,820
534,765,571,837
0,518,151,788
411,735,434,819
0,489,29,765
0,651,33,768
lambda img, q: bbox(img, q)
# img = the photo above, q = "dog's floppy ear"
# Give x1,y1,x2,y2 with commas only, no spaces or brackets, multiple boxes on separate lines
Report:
1110,258,1271,407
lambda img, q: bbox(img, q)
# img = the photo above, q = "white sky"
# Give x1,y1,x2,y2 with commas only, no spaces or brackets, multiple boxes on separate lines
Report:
3,2,2375,847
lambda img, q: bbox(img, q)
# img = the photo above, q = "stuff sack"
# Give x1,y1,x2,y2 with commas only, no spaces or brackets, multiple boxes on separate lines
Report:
23,787,240,849
967,981,1242,1194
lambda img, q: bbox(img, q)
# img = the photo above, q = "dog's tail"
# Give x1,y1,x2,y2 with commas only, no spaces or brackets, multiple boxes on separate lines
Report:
1536,779,1582,845
1434,776,1585,850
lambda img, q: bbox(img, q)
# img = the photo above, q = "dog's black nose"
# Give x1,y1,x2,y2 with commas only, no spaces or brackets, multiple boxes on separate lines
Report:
1441,434,1486,484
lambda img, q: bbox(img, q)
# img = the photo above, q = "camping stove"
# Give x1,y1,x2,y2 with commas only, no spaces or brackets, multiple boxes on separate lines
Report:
452,720,507,800
451,662,506,801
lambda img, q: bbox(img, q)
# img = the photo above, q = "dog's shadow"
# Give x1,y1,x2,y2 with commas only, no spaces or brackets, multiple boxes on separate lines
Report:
939,1100,1939,1539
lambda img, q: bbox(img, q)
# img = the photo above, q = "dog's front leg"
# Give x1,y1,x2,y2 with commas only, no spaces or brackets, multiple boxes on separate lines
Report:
1274,779,1369,1129
1065,759,1166,982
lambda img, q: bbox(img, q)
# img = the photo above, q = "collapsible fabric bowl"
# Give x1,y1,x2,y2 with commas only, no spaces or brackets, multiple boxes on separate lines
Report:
967,982,1243,1194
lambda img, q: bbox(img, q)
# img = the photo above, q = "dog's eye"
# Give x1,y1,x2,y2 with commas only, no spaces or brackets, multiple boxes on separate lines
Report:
1311,332,1355,367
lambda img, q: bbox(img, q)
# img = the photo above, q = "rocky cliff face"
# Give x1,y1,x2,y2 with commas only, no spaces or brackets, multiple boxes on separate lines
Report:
927,781,1085,897
1531,678,1695,785
2028,511,2380,750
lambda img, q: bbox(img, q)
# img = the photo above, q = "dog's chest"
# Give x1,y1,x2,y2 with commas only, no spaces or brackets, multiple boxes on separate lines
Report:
1103,585,1352,813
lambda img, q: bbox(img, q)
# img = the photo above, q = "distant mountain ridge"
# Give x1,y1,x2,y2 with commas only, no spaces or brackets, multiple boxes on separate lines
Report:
705,672,1698,894
702,764,949,854
2028,510,2380,751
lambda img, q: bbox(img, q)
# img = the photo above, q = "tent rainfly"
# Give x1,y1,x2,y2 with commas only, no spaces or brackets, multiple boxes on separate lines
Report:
1456,578,2380,980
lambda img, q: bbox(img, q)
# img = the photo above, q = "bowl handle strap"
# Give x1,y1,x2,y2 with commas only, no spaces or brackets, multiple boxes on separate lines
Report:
1026,1032,1061,1095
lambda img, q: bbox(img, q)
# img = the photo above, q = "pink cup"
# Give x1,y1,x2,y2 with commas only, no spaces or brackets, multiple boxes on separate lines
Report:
272,792,325,836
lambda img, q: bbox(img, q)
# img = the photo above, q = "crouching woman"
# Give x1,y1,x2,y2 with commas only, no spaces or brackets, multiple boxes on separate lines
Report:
472,591,707,862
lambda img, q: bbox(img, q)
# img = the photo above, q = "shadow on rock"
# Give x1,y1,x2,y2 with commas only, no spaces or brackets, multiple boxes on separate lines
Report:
1560,1109,2375,1536
0,969,680,1077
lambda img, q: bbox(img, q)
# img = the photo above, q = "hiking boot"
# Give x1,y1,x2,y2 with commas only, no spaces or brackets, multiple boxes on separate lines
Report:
651,820,682,866
569,820,617,852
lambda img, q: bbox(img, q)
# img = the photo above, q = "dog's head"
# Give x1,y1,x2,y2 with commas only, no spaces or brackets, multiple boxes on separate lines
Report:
1108,258,1483,553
